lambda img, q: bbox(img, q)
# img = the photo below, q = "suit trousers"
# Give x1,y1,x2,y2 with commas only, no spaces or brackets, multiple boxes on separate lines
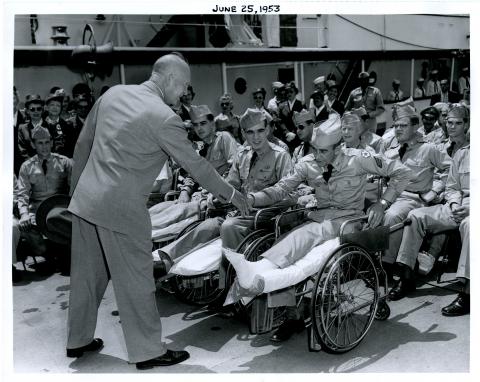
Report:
382,194,426,264
67,215,166,363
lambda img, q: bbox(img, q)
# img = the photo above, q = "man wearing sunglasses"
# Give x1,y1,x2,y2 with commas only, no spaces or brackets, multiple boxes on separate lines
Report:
18,94,50,163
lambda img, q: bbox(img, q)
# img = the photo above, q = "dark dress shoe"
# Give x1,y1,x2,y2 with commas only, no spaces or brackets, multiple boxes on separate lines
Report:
270,319,305,343
12,266,22,283
442,293,470,316
388,279,416,301
66,338,104,358
136,349,190,369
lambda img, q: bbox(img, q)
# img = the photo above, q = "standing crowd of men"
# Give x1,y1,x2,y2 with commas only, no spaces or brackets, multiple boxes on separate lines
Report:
11,54,470,368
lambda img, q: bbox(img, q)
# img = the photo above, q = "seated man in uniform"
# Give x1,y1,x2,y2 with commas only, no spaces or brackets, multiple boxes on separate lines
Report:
149,105,239,242
417,106,445,145
154,109,293,276
380,104,451,275
16,126,72,261
224,114,412,342
389,105,470,305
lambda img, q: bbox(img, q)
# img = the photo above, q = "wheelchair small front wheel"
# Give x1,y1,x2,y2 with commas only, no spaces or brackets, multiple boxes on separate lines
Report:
375,299,390,321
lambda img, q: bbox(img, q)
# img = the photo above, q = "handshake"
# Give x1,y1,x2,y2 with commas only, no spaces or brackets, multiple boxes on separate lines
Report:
209,190,256,217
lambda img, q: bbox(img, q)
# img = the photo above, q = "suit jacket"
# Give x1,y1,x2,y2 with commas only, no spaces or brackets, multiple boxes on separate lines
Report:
68,80,235,238
430,91,461,105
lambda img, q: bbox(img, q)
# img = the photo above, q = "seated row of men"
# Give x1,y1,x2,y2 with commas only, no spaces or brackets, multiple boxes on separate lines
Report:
13,90,470,343
14,87,93,176
148,99,470,342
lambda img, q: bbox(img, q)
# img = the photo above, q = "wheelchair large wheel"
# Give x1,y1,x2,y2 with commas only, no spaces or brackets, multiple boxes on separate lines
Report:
311,244,379,354
171,220,222,306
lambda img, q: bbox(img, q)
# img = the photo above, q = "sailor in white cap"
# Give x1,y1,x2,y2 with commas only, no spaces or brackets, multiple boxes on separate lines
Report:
388,79,404,102
426,69,440,96
267,81,285,115
414,78,426,99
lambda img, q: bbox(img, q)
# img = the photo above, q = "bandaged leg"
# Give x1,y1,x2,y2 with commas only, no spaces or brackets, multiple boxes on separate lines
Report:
223,248,276,291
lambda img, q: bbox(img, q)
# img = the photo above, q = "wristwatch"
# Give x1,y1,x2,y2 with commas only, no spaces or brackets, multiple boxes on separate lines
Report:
379,198,390,210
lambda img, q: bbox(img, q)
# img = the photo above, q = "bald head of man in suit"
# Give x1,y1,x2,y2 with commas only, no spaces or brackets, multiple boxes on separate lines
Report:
150,53,191,109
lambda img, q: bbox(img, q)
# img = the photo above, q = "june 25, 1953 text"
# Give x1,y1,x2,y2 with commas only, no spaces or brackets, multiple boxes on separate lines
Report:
212,4,280,13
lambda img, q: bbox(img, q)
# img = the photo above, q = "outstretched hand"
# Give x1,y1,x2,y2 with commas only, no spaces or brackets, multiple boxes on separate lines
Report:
231,190,250,217
366,201,385,228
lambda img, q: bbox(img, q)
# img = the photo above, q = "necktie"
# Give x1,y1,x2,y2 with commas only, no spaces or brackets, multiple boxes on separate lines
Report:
447,141,456,157
421,88,425,97
323,164,334,182
303,142,310,156
434,82,438,94
398,143,408,160
42,159,48,175
199,143,210,158
249,152,258,172
394,91,399,101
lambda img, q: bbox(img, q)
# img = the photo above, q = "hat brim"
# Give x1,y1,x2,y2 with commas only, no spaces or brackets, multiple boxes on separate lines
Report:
25,100,45,108
36,194,71,245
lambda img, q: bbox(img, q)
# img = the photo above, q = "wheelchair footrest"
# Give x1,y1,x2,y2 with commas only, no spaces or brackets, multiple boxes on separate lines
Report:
307,324,322,352
250,295,274,334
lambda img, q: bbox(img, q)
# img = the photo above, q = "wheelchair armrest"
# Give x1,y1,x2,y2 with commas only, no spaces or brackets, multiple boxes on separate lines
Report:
206,203,236,218
164,191,181,201
253,206,286,230
273,206,316,238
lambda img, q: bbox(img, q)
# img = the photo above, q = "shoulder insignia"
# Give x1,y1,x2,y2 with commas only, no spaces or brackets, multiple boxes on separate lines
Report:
361,150,371,158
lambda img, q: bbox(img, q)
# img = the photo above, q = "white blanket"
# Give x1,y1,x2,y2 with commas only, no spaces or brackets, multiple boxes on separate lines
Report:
225,237,340,304
169,238,223,276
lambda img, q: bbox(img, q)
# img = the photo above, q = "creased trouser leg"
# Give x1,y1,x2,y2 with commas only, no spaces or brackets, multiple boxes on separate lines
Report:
457,217,469,280
96,225,166,363
67,215,109,349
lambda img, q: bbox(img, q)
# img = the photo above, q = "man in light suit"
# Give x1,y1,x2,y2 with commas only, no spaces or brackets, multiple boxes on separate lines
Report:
66,53,248,370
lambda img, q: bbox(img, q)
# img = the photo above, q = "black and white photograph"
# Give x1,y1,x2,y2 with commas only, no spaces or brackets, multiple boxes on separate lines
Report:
2,0,477,377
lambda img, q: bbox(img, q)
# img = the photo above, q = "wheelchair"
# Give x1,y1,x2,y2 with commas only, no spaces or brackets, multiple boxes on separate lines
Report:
162,205,288,307
226,206,410,354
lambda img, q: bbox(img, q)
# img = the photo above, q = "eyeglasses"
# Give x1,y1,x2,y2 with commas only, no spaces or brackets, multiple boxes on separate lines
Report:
29,106,43,112
422,116,436,121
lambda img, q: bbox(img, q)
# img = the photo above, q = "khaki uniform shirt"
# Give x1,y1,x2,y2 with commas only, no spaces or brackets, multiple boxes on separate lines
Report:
251,147,412,222
418,126,446,145
180,131,239,195
345,86,385,131
384,134,451,195
17,153,72,217
227,142,293,195
445,145,469,208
